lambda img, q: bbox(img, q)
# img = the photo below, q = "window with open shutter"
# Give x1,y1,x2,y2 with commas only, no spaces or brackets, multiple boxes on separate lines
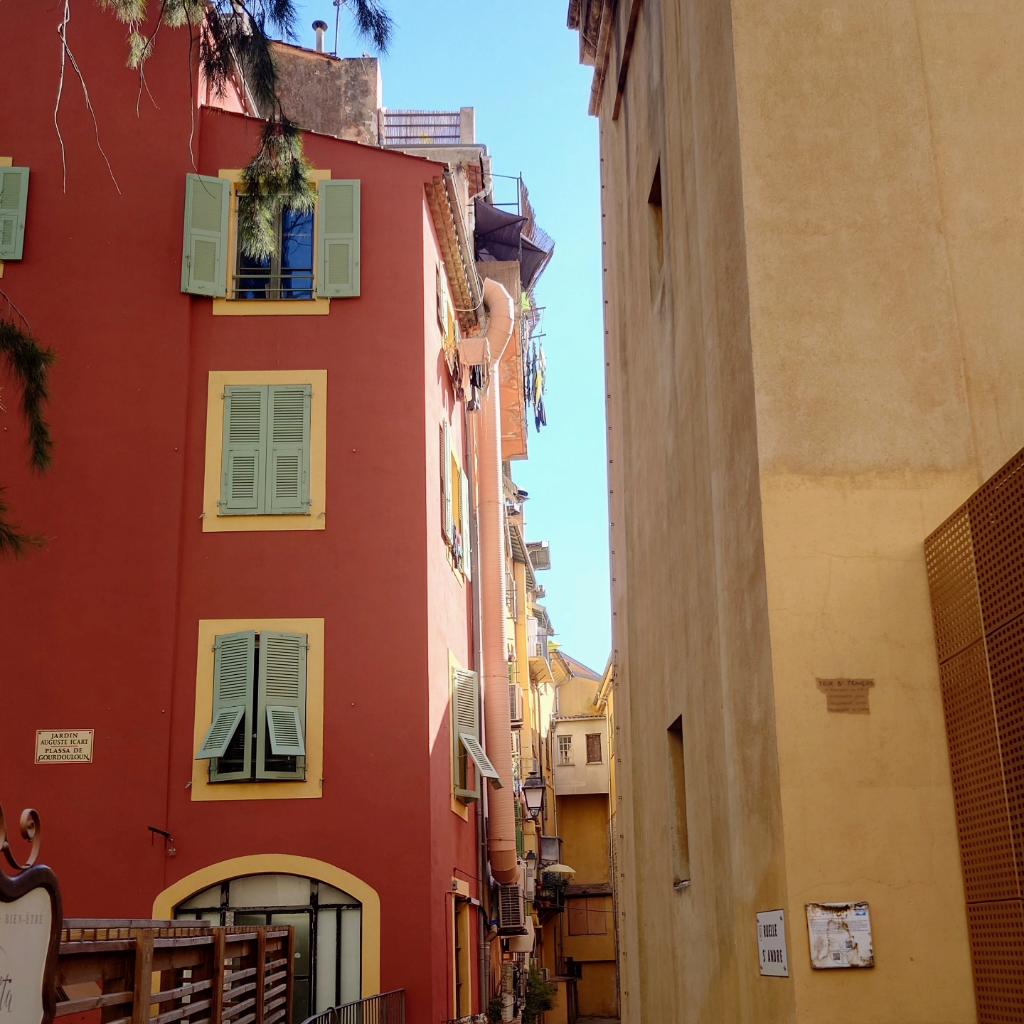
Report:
182,174,230,296
197,631,256,783
440,421,452,542
0,167,29,261
317,179,360,297
461,469,472,579
452,667,499,800
221,384,311,516
256,631,308,780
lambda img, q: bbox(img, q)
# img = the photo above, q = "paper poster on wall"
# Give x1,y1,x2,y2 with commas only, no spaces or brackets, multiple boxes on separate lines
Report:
805,902,874,969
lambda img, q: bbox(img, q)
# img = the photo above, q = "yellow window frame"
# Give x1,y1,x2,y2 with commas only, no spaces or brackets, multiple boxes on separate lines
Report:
191,617,325,801
212,167,331,316
202,369,327,533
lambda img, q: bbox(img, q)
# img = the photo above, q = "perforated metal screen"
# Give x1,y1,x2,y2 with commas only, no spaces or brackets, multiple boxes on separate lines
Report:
926,449,1024,1023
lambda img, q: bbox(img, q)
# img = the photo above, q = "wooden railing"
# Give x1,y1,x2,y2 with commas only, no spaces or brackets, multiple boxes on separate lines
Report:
55,919,294,1024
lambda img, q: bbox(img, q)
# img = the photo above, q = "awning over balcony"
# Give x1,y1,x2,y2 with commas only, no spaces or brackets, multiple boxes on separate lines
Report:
474,199,553,292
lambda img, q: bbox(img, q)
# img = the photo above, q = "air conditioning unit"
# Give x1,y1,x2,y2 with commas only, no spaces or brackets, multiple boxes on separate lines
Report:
497,883,527,934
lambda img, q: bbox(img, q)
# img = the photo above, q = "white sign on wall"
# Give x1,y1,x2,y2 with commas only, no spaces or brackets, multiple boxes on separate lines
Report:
34,731,93,765
756,909,789,977
0,888,53,1023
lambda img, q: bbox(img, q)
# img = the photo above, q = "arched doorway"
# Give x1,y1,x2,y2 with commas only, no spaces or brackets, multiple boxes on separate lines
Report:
174,873,362,1022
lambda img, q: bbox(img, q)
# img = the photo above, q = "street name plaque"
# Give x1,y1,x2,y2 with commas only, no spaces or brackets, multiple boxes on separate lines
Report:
34,731,93,765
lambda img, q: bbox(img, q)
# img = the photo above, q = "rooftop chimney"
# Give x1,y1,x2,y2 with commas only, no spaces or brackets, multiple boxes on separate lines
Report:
312,20,329,53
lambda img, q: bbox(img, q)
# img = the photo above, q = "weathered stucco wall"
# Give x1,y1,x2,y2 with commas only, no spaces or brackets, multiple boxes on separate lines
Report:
595,0,793,1019
271,45,381,144
732,4,1024,1021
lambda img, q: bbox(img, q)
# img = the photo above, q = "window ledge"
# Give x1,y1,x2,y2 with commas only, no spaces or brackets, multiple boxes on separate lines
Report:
212,298,330,316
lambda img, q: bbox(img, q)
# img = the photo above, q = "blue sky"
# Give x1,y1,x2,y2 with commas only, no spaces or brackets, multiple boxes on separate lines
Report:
293,1,611,672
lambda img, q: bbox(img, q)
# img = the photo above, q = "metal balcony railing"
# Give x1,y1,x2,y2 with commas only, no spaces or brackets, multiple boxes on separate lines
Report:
301,989,405,1024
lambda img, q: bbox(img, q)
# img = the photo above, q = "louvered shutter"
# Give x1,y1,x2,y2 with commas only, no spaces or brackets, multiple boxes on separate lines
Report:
266,385,311,514
221,386,267,514
452,668,499,794
439,422,451,542
181,174,230,296
461,468,472,579
198,631,255,783
0,168,29,261
256,631,307,779
317,179,360,297
444,421,454,542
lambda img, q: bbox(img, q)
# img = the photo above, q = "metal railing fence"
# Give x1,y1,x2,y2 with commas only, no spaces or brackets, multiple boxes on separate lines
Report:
301,989,405,1024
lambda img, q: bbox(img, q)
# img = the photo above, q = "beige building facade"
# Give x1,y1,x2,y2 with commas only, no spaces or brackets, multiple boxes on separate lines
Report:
569,1,1024,1021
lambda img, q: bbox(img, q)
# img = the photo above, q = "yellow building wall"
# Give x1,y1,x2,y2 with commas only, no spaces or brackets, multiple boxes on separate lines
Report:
557,796,610,885
578,0,1024,1022
578,962,618,1019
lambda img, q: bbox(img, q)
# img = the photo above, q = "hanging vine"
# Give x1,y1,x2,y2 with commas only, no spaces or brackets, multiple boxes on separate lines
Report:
0,318,56,557
88,0,393,258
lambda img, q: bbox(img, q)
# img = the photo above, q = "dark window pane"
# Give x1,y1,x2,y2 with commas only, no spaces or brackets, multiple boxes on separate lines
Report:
281,209,314,300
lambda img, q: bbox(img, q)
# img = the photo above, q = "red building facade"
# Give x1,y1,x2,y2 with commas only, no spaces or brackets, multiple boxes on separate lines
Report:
1,6,489,1020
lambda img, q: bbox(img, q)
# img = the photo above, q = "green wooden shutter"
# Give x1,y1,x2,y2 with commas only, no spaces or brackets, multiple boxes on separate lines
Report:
256,631,307,779
461,467,472,580
317,179,360,297
0,168,29,261
221,386,267,514
199,631,256,783
452,668,496,798
266,385,311,514
444,421,454,542
439,422,450,542
182,174,229,296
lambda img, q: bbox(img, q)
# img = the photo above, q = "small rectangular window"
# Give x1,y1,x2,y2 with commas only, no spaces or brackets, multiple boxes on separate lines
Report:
235,201,314,300
568,898,608,935
558,734,573,766
196,630,308,783
648,160,664,290
668,715,690,886
221,384,311,516
586,733,603,764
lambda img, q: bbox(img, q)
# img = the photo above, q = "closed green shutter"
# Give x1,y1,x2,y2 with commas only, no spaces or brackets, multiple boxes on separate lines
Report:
200,631,256,783
182,174,229,296
0,168,29,261
221,386,267,514
256,632,307,779
317,179,360,297
462,467,472,580
266,385,311,514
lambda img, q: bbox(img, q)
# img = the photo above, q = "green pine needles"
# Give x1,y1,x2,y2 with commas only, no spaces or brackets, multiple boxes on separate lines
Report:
0,319,56,556
100,0,393,258
240,118,316,260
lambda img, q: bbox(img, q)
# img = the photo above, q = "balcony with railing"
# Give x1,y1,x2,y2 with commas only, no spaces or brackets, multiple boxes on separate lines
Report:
381,108,475,147
301,989,406,1024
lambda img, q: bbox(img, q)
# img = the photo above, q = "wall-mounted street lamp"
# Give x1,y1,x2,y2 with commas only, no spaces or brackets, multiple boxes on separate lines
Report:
522,775,545,822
